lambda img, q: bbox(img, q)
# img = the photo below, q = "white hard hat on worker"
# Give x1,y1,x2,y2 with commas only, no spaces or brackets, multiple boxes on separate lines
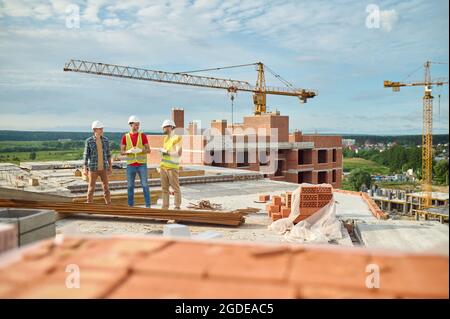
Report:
91,120,104,129
161,119,176,129
128,115,140,124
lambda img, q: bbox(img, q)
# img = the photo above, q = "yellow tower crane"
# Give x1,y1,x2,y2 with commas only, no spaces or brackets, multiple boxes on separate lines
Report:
63,60,316,116
384,61,448,208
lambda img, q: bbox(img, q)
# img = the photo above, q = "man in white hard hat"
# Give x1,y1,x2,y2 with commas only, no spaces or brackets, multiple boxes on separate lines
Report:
120,115,151,207
83,120,112,204
160,119,182,209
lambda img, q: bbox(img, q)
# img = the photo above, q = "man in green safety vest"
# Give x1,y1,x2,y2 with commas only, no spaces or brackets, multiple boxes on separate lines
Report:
159,119,182,209
120,115,151,207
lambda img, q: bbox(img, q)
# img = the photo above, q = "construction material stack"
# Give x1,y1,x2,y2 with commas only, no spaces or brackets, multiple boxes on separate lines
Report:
265,186,333,223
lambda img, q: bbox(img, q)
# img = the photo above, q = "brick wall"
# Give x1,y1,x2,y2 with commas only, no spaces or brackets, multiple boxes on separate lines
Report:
172,108,184,129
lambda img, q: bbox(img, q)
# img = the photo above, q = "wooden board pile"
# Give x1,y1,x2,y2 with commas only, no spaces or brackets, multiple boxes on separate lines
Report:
0,199,245,227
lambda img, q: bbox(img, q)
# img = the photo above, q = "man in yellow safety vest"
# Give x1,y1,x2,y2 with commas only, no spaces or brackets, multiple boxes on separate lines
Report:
120,115,151,207
159,119,182,209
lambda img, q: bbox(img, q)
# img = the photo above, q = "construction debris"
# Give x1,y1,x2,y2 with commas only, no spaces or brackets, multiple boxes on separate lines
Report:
187,200,222,210
0,199,245,227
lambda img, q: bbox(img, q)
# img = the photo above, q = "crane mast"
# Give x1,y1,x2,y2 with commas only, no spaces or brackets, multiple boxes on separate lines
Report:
384,61,448,208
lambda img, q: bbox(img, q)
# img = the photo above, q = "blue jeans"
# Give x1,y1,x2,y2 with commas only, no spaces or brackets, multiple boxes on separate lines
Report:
127,164,150,207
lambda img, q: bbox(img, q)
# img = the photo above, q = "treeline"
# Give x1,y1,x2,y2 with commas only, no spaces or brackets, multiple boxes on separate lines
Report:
0,130,159,141
0,140,122,152
344,145,448,184
342,134,449,146
344,145,422,174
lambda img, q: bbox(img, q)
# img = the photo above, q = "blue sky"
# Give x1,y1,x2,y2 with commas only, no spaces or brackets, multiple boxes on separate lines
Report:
0,0,448,134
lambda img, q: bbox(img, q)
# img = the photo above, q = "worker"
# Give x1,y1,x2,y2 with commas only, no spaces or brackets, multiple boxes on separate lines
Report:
120,115,151,208
83,120,112,205
160,119,182,209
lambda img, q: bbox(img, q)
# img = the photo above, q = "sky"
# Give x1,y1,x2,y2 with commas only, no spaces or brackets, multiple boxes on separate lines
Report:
0,0,448,134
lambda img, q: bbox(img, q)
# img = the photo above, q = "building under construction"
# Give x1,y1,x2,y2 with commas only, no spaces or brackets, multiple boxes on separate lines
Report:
148,108,343,188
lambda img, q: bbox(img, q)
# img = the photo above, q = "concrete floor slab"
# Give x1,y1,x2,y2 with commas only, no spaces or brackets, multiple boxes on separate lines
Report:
355,220,449,254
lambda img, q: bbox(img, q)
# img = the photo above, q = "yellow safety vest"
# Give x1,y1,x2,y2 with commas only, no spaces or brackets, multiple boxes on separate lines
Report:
160,134,181,170
125,132,147,165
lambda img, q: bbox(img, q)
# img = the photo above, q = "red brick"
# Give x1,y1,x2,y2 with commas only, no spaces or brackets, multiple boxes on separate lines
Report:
300,200,318,208
16,267,128,299
272,196,282,206
60,238,171,271
272,213,282,221
108,274,296,299
318,193,333,201
133,241,219,278
289,249,371,289
269,205,280,214
300,186,316,194
318,200,330,207
207,245,291,283
285,192,292,208
259,194,270,202
369,254,449,298
280,206,291,218
300,194,318,201
298,284,395,299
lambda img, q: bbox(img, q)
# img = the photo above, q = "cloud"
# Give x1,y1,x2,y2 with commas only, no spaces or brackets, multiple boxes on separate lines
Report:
0,0,448,134
380,9,399,32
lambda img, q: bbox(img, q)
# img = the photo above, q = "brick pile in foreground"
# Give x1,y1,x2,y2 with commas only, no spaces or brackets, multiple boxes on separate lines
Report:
0,236,448,298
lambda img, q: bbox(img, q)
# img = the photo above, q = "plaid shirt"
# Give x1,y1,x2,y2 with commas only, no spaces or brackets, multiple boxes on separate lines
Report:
83,135,111,171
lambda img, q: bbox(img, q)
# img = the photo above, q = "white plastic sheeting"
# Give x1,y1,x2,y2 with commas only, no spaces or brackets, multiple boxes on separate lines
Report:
268,183,343,244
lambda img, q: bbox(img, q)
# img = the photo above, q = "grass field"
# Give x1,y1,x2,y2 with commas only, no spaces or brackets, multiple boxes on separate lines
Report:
0,139,122,164
0,149,84,163
343,157,390,175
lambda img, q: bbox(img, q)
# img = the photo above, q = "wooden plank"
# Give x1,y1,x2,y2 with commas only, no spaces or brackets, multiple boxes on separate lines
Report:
0,187,71,202
0,199,245,227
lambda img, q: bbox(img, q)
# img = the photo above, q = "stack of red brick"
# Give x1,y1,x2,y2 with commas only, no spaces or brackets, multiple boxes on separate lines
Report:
263,185,333,223
296,185,333,223
0,236,448,298
264,192,292,221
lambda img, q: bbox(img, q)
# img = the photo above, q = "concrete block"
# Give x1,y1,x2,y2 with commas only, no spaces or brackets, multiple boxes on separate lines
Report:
0,208,56,246
0,208,55,234
193,231,223,240
163,224,191,238
0,223,18,254
20,224,56,246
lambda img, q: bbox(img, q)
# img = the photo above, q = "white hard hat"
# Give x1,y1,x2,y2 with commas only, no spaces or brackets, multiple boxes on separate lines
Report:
128,115,141,124
91,120,104,129
161,119,176,128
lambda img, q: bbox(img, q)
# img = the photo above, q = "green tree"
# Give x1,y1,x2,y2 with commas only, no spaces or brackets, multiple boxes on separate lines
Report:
29,152,37,160
434,160,449,185
348,168,372,191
